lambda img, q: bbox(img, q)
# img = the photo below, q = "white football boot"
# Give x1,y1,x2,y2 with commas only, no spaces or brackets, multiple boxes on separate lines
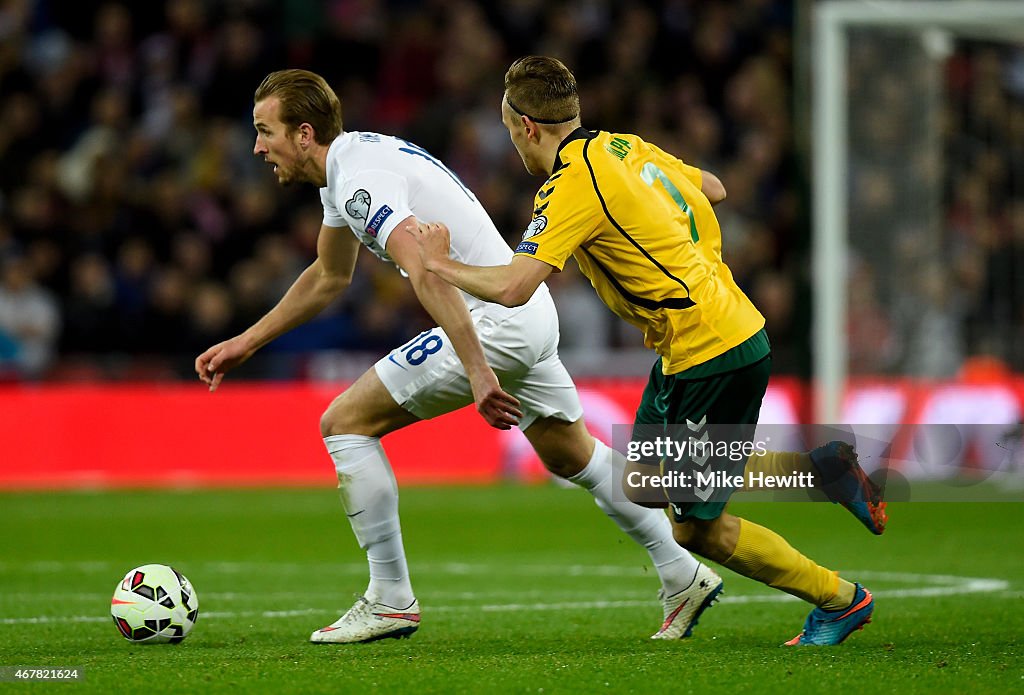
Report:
310,596,421,644
651,563,724,639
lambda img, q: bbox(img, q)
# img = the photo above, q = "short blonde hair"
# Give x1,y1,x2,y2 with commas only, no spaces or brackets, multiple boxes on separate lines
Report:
504,56,579,124
254,69,343,144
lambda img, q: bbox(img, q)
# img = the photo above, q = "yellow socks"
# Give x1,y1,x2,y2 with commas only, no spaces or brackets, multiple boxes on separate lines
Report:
739,453,859,609
721,518,840,606
821,578,857,610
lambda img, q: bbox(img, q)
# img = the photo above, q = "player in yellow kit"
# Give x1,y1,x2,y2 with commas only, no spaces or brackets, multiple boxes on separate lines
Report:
411,56,884,645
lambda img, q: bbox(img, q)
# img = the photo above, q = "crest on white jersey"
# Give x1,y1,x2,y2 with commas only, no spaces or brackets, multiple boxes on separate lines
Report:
345,189,371,221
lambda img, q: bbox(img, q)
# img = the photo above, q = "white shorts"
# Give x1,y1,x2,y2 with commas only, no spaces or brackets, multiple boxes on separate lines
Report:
374,295,583,430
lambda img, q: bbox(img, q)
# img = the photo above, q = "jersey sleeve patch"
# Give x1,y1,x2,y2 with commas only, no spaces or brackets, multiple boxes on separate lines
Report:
515,241,539,255
522,215,547,240
366,205,395,238
345,189,371,221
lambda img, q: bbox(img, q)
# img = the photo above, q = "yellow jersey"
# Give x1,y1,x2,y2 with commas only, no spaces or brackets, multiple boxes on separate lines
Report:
514,128,764,375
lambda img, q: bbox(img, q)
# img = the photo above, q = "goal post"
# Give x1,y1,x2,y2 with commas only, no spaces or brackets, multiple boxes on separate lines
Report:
811,0,1024,423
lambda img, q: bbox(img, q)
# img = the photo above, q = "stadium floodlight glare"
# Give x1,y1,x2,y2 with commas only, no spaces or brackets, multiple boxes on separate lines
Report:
812,0,1024,423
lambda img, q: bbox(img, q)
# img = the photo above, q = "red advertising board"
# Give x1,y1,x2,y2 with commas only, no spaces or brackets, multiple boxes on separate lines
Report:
1,377,1021,488
0,381,646,488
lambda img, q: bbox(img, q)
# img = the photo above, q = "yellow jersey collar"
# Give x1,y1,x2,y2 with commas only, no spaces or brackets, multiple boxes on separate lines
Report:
553,127,594,172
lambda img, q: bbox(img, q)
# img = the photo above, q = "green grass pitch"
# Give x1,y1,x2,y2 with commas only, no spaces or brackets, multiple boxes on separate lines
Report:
1,484,1022,693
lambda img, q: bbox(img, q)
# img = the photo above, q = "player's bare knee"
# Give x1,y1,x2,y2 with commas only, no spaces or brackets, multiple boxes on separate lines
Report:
320,394,356,437
542,454,586,479
527,417,593,479
540,448,589,481
319,406,344,438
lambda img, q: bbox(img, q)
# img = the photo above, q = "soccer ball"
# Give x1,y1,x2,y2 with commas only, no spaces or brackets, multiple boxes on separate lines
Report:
110,564,199,644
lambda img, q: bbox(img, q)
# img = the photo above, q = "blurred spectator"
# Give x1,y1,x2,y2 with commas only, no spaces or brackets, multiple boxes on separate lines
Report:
546,263,613,352
227,257,274,333
846,259,899,376
203,16,275,121
62,253,116,354
898,262,967,378
0,256,60,378
182,281,234,355
113,237,155,350
91,3,137,90
750,269,807,376
0,93,45,193
142,266,190,353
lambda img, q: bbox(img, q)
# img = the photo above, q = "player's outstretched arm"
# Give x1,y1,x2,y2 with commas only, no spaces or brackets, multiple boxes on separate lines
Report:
386,216,523,430
409,222,553,308
195,225,359,391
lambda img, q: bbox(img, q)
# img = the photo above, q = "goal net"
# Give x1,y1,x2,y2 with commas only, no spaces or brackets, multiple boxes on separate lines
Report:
812,1,1024,424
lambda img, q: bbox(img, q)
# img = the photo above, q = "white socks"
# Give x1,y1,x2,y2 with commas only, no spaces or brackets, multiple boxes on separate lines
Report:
568,439,701,596
324,433,702,608
324,434,415,609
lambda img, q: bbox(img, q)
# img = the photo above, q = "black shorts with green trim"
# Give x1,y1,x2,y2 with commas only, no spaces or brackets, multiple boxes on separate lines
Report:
632,330,771,522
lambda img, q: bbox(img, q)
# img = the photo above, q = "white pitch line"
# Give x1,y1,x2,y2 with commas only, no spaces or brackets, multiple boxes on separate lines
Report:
0,574,1010,625
0,561,650,577
4,561,1005,583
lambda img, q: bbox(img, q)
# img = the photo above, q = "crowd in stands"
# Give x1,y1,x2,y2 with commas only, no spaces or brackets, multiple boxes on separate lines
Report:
843,30,1024,377
0,0,1018,382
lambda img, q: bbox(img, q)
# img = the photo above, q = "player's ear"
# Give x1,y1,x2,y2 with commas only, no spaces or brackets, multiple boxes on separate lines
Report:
523,116,540,142
298,122,315,147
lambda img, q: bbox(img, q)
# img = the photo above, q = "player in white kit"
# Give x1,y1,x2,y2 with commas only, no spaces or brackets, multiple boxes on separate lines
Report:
195,70,720,644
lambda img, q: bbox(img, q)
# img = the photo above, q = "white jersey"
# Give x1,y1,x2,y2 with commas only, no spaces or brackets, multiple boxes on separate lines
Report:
320,131,549,316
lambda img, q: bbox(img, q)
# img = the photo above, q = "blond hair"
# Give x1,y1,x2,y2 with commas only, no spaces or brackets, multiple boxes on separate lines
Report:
254,69,343,144
504,56,580,125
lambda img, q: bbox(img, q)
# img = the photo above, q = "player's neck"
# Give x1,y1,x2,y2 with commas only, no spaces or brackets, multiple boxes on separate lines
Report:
305,142,331,187
542,124,581,175
539,146,560,176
